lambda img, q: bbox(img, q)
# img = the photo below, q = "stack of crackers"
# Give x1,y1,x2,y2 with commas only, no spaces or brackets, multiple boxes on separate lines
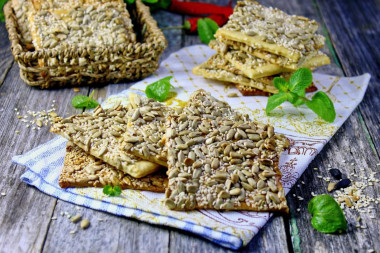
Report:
51,90,290,212
193,0,330,96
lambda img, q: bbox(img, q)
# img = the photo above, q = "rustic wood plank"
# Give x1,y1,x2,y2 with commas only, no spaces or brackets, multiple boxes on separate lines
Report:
315,0,380,155
0,61,87,252
0,22,13,87
287,111,380,253
169,215,290,252
42,201,169,253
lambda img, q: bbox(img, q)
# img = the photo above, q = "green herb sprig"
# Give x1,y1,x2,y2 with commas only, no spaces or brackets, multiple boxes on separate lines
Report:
71,90,99,109
266,68,336,123
197,18,219,44
145,76,174,102
103,185,122,197
308,194,347,234
0,0,8,22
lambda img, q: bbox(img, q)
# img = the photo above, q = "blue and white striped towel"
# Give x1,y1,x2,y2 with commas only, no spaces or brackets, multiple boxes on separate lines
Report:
13,46,370,249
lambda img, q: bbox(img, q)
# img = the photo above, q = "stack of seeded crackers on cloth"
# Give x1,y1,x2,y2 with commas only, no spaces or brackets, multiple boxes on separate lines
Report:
50,90,289,212
193,0,330,96
12,47,370,248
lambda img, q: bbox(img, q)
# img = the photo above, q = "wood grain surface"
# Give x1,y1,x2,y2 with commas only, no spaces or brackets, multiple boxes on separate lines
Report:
0,0,378,253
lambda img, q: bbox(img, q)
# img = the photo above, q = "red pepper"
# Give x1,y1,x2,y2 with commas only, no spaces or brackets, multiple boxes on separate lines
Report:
169,0,233,17
184,14,229,33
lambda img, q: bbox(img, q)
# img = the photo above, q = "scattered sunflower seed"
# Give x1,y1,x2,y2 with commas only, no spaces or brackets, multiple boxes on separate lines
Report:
80,219,90,229
71,214,82,223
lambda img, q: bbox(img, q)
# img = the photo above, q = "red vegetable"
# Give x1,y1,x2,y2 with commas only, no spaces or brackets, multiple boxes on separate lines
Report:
185,14,229,33
169,0,233,17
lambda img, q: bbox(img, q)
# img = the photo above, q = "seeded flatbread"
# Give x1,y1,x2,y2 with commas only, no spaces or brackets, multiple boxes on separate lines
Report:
164,91,289,212
50,104,160,178
28,0,135,51
216,0,325,62
211,39,330,71
122,93,173,167
60,142,167,192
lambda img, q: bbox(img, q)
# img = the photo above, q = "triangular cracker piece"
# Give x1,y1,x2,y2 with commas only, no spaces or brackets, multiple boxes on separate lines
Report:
60,142,167,192
216,0,325,62
210,41,289,79
164,90,289,212
50,104,160,178
122,93,174,167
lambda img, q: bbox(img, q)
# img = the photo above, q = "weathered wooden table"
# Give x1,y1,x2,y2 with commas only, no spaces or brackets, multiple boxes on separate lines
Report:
0,0,379,252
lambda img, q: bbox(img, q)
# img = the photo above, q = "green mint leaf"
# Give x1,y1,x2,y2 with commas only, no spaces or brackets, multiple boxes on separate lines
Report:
145,76,174,102
71,93,99,109
308,194,347,234
266,92,288,114
273,77,288,92
289,68,313,96
103,185,122,197
305,91,336,122
287,92,305,106
113,186,122,196
142,0,158,4
0,0,7,22
103,185,113,195
197,18,219,44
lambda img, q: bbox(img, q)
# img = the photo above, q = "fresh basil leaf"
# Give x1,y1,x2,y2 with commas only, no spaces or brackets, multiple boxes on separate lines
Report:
71,95,99,109
308,194,347,234
197,18,218,44
124,0,135,4
145,76,173,102
273,77,288,92
305,91,336,122
289,68,313,96
204,18,219,34
266,92,288,114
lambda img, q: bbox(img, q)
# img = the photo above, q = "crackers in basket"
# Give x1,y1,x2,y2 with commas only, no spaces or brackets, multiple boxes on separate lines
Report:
192,0,330,96
24,0,136,50
61,142,167,192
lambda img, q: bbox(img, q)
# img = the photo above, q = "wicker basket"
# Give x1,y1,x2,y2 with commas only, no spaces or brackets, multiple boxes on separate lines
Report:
4,0,167,88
